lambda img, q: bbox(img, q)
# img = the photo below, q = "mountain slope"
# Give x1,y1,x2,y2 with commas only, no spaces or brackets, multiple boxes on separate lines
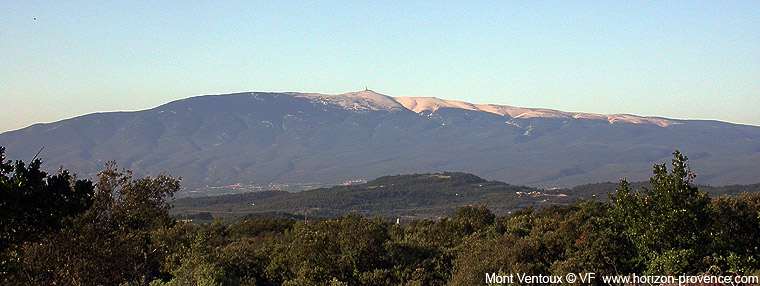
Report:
1,90,759,195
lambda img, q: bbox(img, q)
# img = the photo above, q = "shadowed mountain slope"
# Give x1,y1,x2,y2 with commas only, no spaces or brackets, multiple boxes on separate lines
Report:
2,91,759,195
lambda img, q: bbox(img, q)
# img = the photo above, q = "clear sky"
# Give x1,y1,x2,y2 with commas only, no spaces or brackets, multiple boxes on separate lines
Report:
1,1,759,133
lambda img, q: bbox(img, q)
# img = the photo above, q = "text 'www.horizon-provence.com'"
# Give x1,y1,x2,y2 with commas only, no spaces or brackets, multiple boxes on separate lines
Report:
486,272,759,285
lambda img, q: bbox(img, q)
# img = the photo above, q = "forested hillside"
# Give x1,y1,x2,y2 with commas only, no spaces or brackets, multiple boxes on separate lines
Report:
171,172,577,220
2,148,760,285
171,173,760,221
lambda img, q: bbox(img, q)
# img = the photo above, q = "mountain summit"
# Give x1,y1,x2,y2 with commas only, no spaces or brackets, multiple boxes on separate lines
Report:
294,90,406,112
1,91,759,196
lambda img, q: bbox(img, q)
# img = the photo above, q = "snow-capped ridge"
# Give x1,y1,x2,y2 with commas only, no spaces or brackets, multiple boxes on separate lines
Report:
295,90,404,112
394,97,481,114
294,91,678,127
393,96,678,127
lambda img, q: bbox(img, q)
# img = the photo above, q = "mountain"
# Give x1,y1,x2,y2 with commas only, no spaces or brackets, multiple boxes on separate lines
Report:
2,90,759,195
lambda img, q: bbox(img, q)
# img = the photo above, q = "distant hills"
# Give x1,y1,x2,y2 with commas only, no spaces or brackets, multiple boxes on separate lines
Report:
171,172,575,219
1,90,759,195
171,172,760,220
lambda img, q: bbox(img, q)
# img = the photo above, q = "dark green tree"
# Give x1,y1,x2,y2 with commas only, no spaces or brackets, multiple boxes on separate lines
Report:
16,161,180,285
0,146,94,282
609,151,711,274
709,193,760,274
452,204,495,234
265,213,390,285
0,147,94,250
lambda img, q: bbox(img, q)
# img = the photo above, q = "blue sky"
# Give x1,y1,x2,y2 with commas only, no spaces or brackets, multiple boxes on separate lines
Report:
1,1,759,132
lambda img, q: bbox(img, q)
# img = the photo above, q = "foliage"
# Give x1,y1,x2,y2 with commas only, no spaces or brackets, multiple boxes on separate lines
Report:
0,147,94,250
3,146,760,285
4,159,180,285
0,147,95,282
172,172,576,220
708,192,760,274
609,151,712,274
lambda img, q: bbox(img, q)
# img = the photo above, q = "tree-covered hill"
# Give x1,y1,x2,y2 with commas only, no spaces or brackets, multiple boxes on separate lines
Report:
171,172,760,221
171,172,577,220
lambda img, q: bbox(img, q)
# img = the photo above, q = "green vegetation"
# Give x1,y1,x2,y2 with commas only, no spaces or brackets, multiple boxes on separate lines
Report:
2,147,759,285
172,172,577,220
172,172,760,223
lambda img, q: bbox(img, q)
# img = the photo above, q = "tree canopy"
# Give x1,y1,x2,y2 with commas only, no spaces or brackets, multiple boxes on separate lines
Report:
2,147,759,285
